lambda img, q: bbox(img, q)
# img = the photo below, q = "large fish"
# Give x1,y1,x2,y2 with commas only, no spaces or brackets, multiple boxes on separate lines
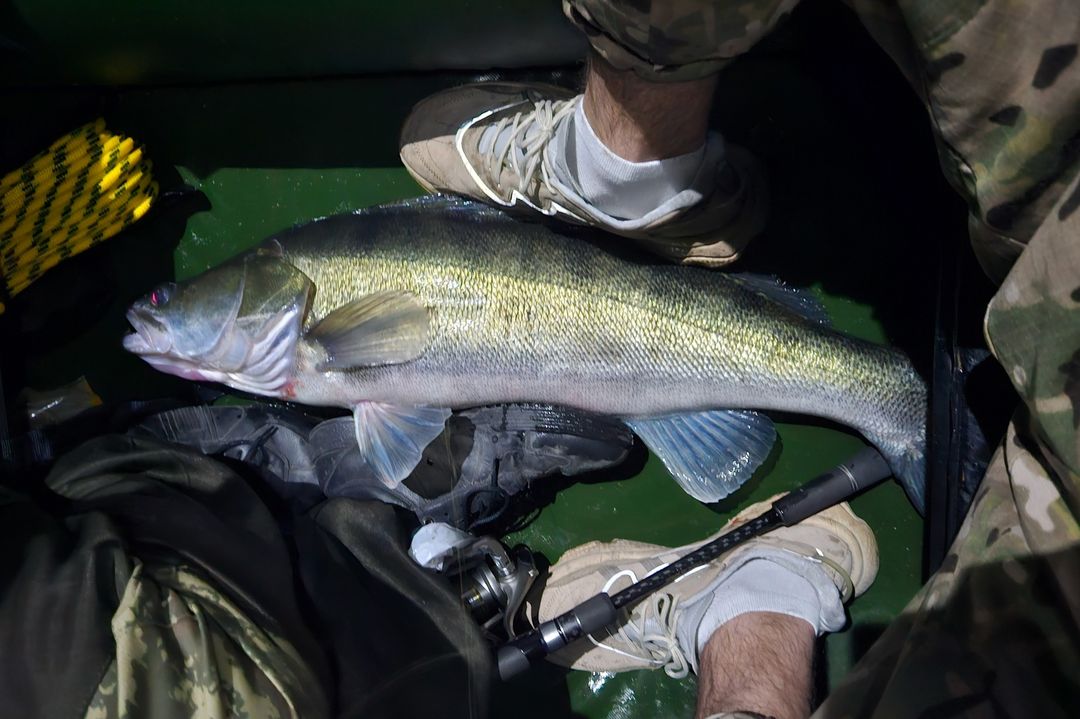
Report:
124,197,927,509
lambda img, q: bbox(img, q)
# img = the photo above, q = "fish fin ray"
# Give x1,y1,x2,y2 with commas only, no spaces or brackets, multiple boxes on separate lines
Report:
387,193,511,218
352,402,451,488
627,410,776,503
868,434,926,515
731,274,830,326
308,291,430,370
892,446,926,515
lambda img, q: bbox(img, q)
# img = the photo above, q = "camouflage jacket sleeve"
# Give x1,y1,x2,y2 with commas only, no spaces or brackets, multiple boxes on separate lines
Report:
985,170,1080,518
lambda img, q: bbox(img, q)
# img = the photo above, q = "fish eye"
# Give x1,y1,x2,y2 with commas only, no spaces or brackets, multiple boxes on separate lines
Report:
150,282,177,307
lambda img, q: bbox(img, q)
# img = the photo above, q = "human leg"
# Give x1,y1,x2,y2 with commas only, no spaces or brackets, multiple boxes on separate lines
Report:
580,51,717,162
697,612,815,719
397,0,794,265
801,3,1080,710
845,0,1080,283
812,421,1080,717
563,51,716,221
808,169,1080,717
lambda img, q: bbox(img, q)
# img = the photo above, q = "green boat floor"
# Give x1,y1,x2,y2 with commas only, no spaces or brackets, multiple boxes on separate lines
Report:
2,9,969,715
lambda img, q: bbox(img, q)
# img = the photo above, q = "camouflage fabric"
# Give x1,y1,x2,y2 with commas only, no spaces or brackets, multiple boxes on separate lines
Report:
844,0,1080,284
563,0,800,81
0,434,491,719
984,170,1080,509
85,563,326,719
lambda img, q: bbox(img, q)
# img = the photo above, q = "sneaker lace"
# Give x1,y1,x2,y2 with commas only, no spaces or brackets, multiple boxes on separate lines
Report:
590,570,692,679
481,98,576,200
804,548,856,603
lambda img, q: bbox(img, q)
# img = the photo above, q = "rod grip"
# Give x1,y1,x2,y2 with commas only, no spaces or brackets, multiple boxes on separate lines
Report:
772,446,891,526
497,593,616,680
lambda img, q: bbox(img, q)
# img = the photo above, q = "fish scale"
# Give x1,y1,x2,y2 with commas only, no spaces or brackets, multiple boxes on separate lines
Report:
281,206,907,416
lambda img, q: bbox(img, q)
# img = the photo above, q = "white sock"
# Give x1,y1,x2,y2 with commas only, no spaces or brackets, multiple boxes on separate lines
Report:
672,551,848,673
564,100,707,220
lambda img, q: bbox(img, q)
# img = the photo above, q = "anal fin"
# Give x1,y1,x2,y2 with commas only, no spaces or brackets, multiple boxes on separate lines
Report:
626,410,776,503
353,402,451,488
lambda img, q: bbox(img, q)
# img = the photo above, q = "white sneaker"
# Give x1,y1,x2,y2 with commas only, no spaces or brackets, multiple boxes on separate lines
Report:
534,495,878,675
399,82,768,267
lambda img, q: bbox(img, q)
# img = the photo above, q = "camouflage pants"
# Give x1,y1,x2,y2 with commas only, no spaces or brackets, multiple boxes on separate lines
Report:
565,0,1080,714
0,436,492,719
86,562,323,719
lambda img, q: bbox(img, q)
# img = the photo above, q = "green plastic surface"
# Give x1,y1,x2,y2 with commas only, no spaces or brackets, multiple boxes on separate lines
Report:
1,1,585,86
2,3,968,715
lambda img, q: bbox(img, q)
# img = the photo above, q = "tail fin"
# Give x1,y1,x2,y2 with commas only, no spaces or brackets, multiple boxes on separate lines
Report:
862,396,927,514
887,443,926,515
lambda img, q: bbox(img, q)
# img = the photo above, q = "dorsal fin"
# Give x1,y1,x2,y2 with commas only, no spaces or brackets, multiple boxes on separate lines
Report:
731,274,831,325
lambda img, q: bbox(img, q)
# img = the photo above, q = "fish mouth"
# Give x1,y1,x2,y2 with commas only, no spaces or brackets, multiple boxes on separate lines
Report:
123,301,301,394
123,306,171,355
123,306,211,381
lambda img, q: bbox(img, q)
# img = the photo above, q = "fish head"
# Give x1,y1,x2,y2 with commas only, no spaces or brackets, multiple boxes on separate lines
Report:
123,243,314,396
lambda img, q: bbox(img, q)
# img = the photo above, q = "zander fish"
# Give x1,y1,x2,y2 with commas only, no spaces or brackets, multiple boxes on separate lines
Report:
124,197,927,509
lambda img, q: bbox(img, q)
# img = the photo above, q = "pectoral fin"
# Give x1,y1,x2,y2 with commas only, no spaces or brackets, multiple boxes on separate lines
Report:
353,402,451,488
626,410,776,503
308,291,430,370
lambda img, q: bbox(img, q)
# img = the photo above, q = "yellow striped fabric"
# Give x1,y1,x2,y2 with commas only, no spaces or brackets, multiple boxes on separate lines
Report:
0,119,157,312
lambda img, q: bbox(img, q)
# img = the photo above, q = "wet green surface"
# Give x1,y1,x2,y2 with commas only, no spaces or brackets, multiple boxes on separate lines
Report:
1,3,968,715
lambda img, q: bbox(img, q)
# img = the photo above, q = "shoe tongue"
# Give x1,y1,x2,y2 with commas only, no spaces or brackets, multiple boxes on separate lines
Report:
478,111,544,174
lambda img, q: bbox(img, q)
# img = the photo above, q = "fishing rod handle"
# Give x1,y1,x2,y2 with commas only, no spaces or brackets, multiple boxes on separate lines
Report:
497,593,617,680
772,446,891,527
497,511,780,679
610,509,780,610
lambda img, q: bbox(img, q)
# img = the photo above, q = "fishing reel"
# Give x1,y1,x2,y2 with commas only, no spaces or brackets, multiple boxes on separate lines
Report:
441,536,541,641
